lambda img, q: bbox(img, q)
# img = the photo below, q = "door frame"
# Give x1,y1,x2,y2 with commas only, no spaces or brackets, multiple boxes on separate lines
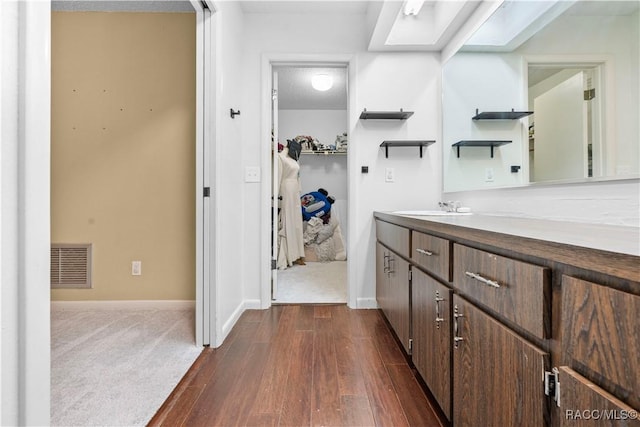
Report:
260,53,357,309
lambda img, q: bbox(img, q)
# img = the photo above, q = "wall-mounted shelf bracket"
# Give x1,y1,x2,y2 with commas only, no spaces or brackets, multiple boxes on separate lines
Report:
472,108,533,120
380,140,435,158
452,140,512,158
360,108,414,120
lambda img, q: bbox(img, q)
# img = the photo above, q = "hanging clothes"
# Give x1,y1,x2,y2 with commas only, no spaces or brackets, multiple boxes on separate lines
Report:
277,147,305,269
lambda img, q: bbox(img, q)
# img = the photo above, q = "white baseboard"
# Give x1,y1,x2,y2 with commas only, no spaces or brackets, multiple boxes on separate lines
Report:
243,299,262,310
356,298,379,309
216,299,266,347
51,300,196,311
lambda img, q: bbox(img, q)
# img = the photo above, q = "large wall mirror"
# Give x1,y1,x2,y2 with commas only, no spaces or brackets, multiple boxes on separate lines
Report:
443,0,639,192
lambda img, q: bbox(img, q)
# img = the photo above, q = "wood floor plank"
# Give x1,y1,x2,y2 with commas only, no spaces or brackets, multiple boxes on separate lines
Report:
356,337,410,427
340,395,376,427
279,330,314,426
250,306,299,415
386,363,445,427
152,305,446,427
181,321,260,425
295,305,315,331
332,307,368,396
311,318,342,426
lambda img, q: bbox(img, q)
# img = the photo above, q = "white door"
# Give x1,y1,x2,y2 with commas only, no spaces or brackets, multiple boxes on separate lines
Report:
533,71,587,182
271,69,279,300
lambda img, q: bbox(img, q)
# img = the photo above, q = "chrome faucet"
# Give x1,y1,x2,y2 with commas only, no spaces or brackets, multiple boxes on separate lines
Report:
439,201,460,212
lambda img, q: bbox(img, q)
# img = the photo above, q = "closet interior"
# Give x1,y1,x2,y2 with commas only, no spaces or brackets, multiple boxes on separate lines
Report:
273,65,348,303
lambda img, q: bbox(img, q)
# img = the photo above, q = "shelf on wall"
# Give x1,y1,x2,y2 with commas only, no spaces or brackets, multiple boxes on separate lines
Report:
360,109,414,120
452,140,512,158
472,108,533,120
380,140,435,158
300,150,347,156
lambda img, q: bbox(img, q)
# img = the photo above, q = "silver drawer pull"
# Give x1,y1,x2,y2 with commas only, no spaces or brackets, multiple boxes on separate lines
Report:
465,271,501,288
416,248,434,256
453,305,464,349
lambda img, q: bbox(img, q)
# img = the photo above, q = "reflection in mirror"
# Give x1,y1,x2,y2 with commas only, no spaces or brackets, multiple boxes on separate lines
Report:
443,0,639,192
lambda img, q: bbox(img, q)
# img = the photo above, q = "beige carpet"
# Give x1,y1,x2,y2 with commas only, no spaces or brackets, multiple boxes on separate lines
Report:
51,306,202,426
274,261,347,303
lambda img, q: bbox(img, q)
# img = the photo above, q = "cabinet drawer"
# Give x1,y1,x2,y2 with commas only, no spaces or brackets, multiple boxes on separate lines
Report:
562,276,640,410
411,231,450,282
559,367,640,427
376,220,410,258
453,244,550,339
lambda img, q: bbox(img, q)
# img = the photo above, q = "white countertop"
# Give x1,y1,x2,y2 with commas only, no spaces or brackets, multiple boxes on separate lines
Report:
384,213,640,257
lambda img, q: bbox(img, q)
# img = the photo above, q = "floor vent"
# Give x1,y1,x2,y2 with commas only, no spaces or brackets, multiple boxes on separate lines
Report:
51,244,92,289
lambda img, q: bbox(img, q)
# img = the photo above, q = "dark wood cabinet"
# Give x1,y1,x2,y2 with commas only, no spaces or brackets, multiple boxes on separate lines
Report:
412,268,452,420
558,367,640,427
374,213,639,426
453,295,549,427
376,242,410,354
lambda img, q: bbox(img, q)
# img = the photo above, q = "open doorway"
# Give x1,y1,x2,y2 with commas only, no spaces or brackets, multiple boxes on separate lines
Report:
272,64,349,304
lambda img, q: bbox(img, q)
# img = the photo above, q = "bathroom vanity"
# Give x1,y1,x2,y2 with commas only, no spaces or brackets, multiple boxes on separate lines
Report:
374,211,639,426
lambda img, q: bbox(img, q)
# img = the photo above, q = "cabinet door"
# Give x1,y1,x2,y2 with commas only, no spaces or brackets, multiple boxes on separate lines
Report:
559,367,640,427
412,268,452,420
562,276,640,411
376,243,390,318
453,295,549,427
387,253,410,353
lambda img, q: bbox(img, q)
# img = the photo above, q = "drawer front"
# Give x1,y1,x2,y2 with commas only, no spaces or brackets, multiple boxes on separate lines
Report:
562,276,640,411
412,231,450,282
559,367,640,427
376,220,410,258
453,244,550,339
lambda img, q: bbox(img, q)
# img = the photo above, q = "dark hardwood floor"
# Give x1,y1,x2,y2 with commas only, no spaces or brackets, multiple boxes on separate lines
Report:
148,304,446,427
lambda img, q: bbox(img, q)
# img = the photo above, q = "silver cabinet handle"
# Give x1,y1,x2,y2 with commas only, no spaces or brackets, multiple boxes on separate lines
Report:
416,248,434,256
387,256,395,275
383,253,390,273
453,305,464,349
435,290,445,329
464,271,500,288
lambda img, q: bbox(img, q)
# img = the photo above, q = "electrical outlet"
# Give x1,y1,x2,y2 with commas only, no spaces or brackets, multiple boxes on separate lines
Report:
385,167,395,182
132,261,142,276
245,166,260,183
485,168,494,182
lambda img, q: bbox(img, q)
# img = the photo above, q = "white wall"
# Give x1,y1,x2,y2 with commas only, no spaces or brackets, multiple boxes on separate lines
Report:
443,9,640,225
443,53,527,192
279,109,348,199
0,1,51,424
279,109,347,150
235,11,442,315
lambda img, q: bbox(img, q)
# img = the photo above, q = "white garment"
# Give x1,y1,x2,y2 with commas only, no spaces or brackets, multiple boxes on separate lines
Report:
277,148,305,269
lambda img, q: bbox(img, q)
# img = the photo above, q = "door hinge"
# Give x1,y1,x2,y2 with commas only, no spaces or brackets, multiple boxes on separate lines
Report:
408,270,412,281
544,367,560,407
409,338,413,352
584,88,596,100
203,187,211,197
271,259,277,270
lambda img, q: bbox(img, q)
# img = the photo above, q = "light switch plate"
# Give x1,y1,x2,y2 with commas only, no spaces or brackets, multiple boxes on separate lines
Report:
245,166,261,183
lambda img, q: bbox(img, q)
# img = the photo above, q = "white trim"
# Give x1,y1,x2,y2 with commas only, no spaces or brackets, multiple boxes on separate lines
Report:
357,298,379,309
260,53,356,310
218,299,259,346
524,54,614,179
51,300,196,311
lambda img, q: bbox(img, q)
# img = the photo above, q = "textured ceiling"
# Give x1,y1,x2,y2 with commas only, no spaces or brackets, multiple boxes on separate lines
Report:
275,66,348,110
239,1,371,15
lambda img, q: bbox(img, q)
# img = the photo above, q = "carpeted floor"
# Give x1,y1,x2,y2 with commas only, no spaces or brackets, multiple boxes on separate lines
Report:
51,306,202,426
274,260,347,303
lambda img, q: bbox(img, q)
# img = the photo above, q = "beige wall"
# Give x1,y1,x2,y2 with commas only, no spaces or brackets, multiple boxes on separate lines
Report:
51,12,196,301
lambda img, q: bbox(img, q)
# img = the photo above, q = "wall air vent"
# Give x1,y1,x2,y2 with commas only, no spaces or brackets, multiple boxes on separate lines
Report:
51,244,92,289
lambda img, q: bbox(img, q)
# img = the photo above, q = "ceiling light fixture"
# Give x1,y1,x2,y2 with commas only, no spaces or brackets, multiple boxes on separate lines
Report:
403,0,424,16
311,74,333,91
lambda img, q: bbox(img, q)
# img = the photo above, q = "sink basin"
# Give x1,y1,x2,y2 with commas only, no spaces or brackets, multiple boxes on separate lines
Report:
392,210,472,216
